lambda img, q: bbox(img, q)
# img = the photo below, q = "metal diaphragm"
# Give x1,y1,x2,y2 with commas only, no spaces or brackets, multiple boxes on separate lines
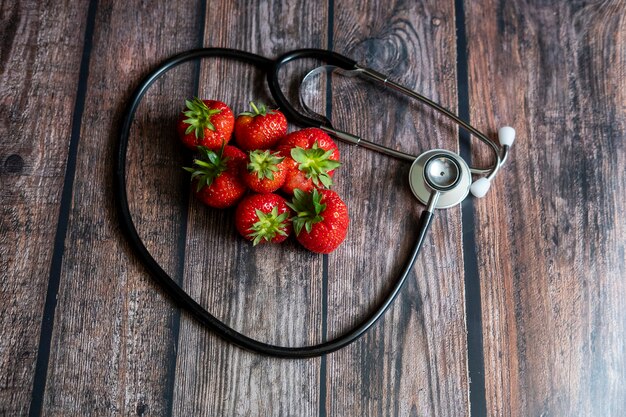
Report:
409,149,471,208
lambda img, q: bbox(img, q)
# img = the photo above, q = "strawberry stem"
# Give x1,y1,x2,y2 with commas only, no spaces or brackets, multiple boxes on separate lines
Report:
183,97,222,139
239,101,276,117
248,207,290,245
250,101,261,115
247,150,284,181
290,142,341,188
182,145,229,192
286,189,326,235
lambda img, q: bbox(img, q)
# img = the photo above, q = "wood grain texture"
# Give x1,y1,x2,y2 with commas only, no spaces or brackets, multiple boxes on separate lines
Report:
2,1,625,416
324,1,469,416
0,1,88,415
39,1,203,415
169,2,329,416
465,1,626,416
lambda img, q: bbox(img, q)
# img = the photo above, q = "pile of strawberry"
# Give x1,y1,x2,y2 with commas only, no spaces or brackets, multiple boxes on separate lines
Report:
177,98,349,254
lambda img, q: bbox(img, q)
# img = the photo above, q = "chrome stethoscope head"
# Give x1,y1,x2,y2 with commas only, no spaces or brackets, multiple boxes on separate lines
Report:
423,154,462,191
409,124,516,210
409,150,471,209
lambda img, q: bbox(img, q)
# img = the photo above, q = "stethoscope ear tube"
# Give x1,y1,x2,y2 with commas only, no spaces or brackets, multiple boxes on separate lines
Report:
116,47,436,358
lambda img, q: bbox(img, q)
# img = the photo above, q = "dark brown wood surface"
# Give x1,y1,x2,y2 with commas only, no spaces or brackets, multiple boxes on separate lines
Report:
0,1,89,415
1,1,624,416
466,1,626,416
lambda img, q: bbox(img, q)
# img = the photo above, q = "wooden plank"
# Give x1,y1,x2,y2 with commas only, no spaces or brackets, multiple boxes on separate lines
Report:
0,1,88,415
39,1,203,415
169,2,329,416
465,1,626,415
325,1,469,416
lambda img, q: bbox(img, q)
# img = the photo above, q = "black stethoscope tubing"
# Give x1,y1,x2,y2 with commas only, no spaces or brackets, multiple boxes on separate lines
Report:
115,47,434,358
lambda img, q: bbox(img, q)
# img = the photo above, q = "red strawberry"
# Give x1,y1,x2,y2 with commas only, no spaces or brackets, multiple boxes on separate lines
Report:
242,150,288,193
287,188,349,254
234,102,288,150
235,193,292,245
177,98,235,150
184,145,247,208
276,128,341,194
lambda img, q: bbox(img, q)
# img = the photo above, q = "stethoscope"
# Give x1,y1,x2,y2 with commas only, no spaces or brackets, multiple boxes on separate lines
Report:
116,48,516,358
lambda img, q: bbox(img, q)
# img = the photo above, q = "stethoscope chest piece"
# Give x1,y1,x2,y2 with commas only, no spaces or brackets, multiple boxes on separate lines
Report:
409,149,471,208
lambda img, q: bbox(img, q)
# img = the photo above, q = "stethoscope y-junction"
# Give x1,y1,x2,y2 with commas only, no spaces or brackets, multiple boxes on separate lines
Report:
116,48,516,358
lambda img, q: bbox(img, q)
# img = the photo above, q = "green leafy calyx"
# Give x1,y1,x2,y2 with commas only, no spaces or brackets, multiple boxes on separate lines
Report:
286,189,326,236
247,150,284,180
183,97,222,139
290,142,341,188
248,206,290,245
239,101,276,117
183,145,229,192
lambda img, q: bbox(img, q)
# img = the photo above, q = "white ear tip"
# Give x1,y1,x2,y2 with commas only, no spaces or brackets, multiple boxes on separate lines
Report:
499,126,516,146
470,177,491,198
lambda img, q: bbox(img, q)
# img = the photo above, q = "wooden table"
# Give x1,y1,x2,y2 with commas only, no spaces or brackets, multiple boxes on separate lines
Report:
2,1,625,416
